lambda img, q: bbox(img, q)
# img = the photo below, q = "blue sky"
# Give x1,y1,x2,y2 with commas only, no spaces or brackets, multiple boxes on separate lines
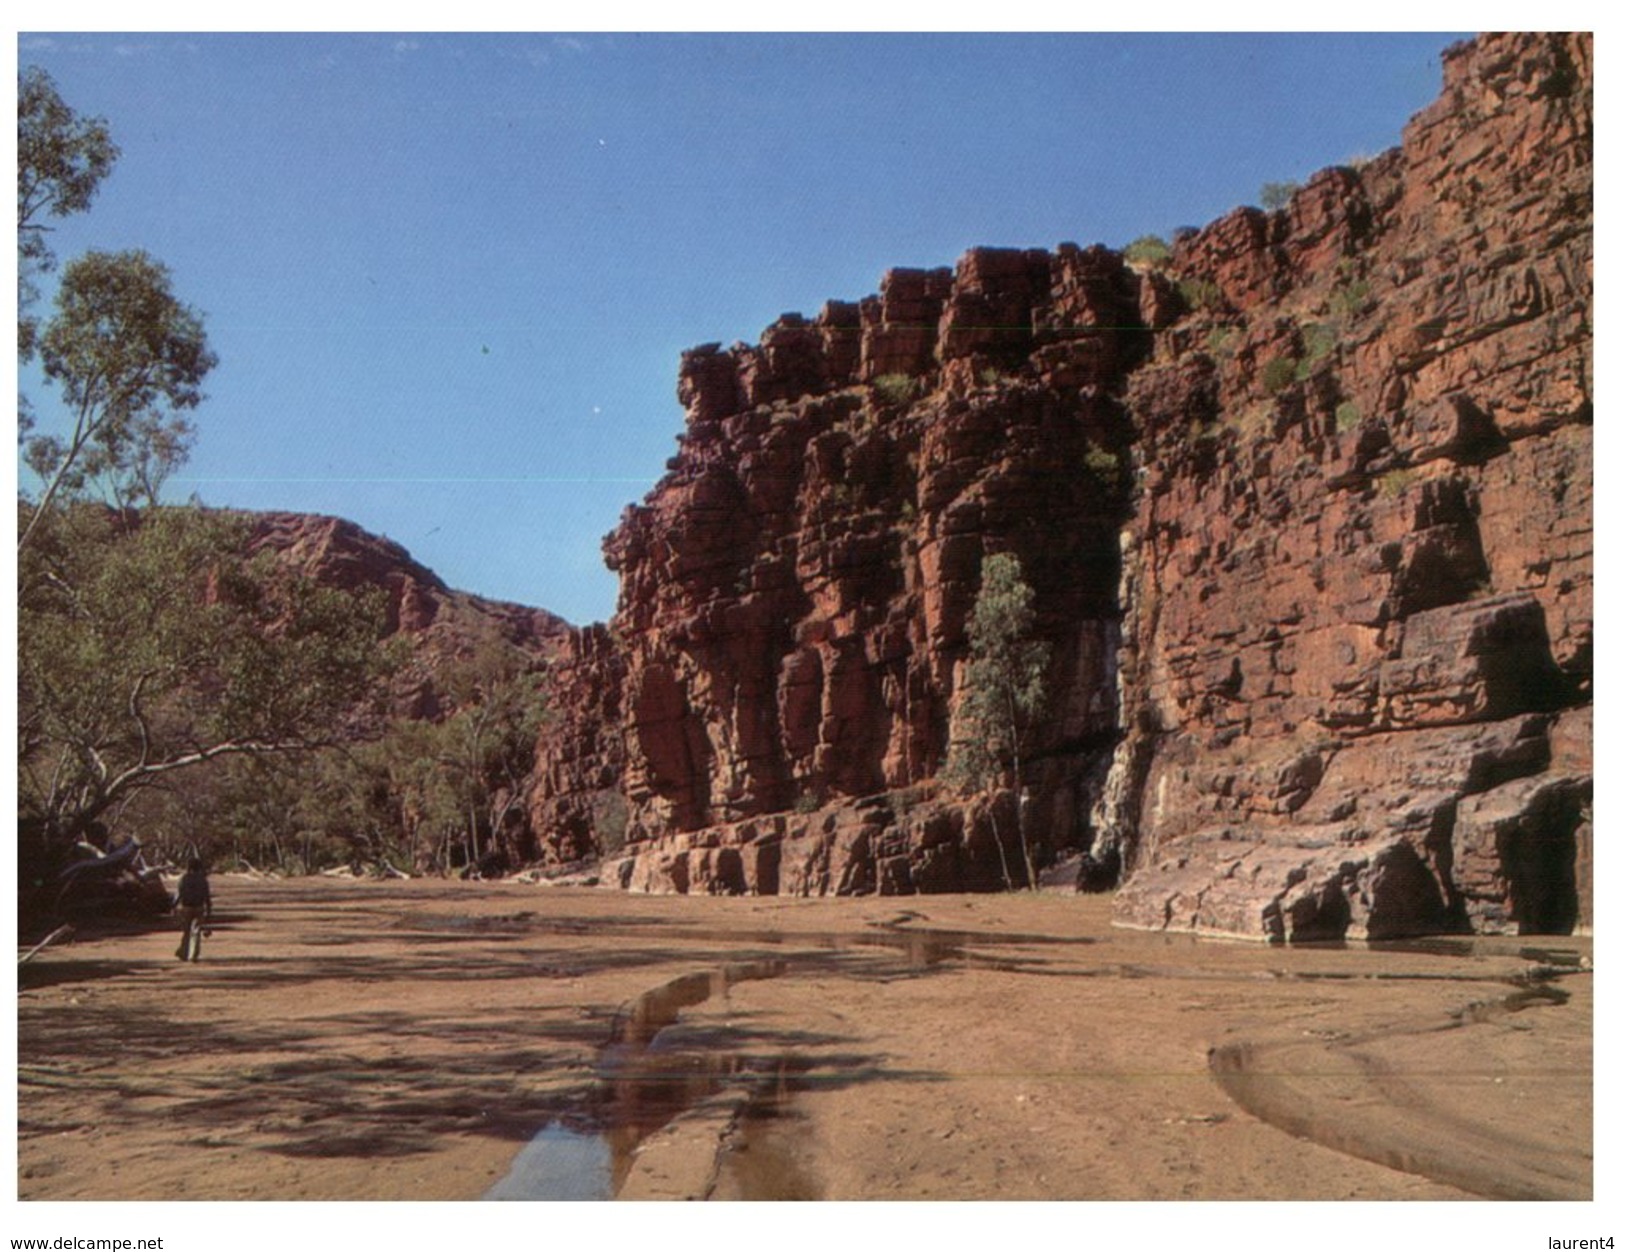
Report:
17,32,1463,624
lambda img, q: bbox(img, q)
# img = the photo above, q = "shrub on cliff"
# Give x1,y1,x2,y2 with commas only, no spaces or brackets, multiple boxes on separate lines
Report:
1259,180,1300,211
1123,234,1172,269
1262,355,1299,395
872,373,918,405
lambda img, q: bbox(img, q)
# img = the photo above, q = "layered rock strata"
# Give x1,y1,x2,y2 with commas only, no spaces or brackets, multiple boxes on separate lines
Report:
247,511,570,711
528,32,1591,937
538,243,1145,893
1107,31,1591,938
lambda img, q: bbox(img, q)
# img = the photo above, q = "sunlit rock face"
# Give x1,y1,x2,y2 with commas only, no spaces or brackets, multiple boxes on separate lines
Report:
529,32,1592,936
532,243,1144,895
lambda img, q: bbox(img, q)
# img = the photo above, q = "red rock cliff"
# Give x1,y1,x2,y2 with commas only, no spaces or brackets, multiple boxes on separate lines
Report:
530,32,1591,936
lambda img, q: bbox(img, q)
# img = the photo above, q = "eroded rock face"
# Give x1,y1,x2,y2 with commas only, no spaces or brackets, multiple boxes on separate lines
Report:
246,512,570,664
1106,31,1591,938
531,241,1144,892
530,32,1591,936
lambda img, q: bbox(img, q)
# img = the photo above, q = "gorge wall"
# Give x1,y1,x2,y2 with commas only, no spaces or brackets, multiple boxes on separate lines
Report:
527,32,1592,939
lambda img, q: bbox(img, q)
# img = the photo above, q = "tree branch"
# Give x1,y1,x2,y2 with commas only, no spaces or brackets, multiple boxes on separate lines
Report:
101,736,336,809
128,672,152,771
19,387,100,552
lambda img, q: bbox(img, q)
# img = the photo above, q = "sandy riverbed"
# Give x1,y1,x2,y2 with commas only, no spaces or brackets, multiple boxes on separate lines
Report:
16,876,1591,1203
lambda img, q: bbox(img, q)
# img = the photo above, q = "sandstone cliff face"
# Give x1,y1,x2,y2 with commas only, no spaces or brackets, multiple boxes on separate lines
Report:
1107,32,1591,939
558,242,1143,894
529,32,1591,936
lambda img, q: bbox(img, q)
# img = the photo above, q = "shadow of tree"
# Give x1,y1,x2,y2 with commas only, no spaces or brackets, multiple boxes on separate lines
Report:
18,913,959,1178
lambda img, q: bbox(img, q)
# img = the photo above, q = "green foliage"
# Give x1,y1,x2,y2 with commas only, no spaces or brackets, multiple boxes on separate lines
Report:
131,751,372,875
827,480,863,512
1260,181,1300,211
434,635,551,863
1298,322,1338,371
1335,401,1363,432
17,506,396,869
1261,355,1299,395
21,250,216,538
592,790,630,859
108,626,548,877
1122,234,1172,269
17,67,120,359
1205,325,1238,360
944,553,1050,890
872,373,917,405
793,790,821,814
18,71,213,551
1083,441,1124,490
1177,277,1223,311
1328,277,1373,320
1378,467,1418,498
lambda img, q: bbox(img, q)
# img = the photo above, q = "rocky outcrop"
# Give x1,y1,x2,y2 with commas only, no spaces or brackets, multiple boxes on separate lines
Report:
529,33,1591,937
1105,31,1591,938
531,242,1144,892
246,511,571,718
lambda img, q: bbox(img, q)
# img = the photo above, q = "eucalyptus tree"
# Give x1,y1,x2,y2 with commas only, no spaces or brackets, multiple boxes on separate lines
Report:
18,69,216,549
945,552,1051,890
20,250,216,547
17,66,119,360
17,506,395,880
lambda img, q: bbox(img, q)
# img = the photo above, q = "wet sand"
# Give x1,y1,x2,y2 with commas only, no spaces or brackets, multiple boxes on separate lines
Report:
16,876,1591,1201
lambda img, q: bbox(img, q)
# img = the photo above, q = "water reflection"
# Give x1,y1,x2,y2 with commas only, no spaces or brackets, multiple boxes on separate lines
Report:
484,919,1587,1200
485,1121,612,1201
488,959,792,1200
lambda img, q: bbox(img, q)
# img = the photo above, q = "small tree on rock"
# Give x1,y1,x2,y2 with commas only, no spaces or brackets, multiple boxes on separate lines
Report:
944,552,1050,890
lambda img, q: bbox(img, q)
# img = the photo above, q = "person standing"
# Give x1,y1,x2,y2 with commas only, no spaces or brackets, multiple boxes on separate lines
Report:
174,858,212,962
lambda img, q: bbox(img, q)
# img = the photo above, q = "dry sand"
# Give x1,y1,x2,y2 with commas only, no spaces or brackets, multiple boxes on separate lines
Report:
16,876,1591,1202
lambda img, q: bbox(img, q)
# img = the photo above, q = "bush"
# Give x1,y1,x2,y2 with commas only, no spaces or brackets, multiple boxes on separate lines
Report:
1177,277,1223,311
873,373,917,405
1328,277,1373,320
1378,467,1418,498
1300,322,1337,366
1335,401,1362,432
1083,442,1124,489
1205,325,1238,360
592,791,630,858
1260,181,1300,211
1261,355,1299,395
1123,234,1172,268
